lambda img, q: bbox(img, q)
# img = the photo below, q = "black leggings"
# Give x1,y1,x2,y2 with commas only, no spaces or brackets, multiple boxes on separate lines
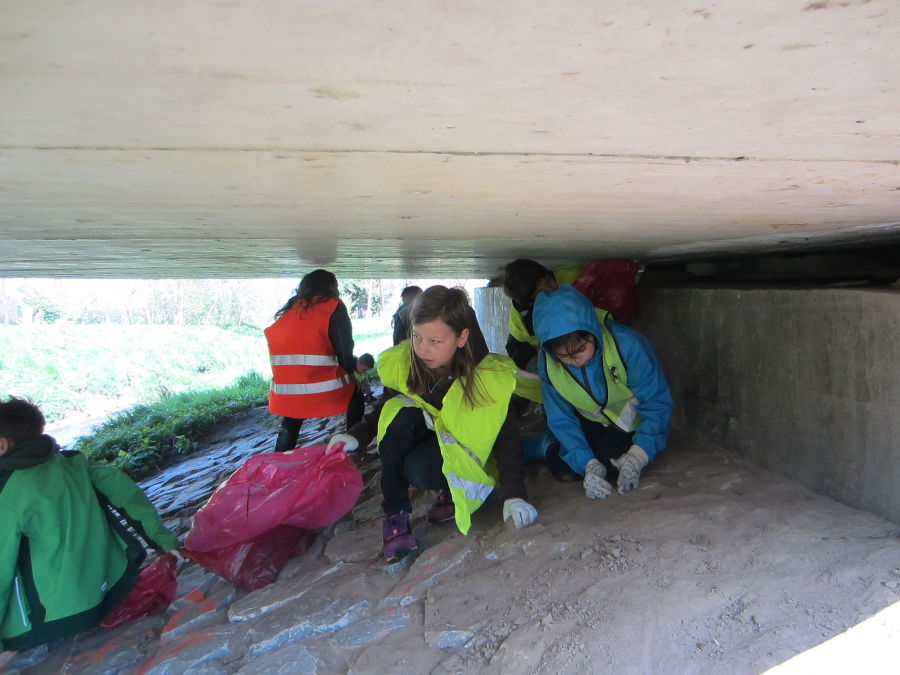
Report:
274,416,304,453
346,388,365,430
379,406,449,515
579,416,634,479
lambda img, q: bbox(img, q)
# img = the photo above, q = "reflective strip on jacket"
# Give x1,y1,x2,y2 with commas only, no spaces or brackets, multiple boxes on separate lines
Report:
543,309,641,433
375,343,517,534
264,297,355,418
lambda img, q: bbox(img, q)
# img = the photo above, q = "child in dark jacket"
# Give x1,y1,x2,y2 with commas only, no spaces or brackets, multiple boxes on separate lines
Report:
0,397,179,652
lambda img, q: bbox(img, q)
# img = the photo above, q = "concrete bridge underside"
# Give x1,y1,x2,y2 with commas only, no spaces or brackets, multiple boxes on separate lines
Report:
2,0,898,279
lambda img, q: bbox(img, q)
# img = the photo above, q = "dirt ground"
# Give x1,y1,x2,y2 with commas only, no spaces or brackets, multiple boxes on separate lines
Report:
350,435,900,673
7,409,899,674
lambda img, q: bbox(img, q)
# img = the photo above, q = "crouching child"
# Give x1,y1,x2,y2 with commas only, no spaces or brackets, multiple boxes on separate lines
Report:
0,397,179,653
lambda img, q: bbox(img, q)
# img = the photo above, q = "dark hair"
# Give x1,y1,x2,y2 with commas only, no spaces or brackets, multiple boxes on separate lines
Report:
400,286,423,304
275,269,339,319
544,330,595,362
407,286,485,407
358,353,375,369
503,259,553,309
0,396,46,442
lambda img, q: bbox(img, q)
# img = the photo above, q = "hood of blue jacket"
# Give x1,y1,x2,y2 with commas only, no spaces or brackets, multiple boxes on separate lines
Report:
533,285,601,349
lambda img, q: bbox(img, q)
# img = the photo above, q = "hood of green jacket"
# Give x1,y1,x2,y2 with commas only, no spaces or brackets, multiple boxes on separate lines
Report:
0,434,57,471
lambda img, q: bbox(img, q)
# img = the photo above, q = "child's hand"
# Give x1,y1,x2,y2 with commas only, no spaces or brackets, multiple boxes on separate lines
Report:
325,433,359,454
503,498,538,529
583,459,613,499
610,445,649,494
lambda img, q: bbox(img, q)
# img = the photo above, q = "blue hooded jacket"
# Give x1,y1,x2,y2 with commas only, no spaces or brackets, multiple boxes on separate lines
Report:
533,285,673,475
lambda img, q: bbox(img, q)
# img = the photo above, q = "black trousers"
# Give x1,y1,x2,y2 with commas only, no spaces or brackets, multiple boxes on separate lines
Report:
579,416,634,479
345,388,365,430
274,416,304,453
379,406,449,515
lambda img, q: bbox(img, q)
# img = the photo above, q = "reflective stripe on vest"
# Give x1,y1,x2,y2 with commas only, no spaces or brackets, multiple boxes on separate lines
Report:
438,430,483,468
545,310,641,433
270,354,340,367
265,297,355,418
271,373,353,395
375,343,516,534
514,369,543,403
446,471,494,502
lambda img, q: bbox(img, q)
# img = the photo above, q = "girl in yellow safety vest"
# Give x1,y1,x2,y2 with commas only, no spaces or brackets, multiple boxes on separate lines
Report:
326,286,538,563
533,285,673,500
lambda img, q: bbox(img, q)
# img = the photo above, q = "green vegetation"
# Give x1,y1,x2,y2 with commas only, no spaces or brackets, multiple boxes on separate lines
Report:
1,277,479,480
1,324,271,423
73,372,270,480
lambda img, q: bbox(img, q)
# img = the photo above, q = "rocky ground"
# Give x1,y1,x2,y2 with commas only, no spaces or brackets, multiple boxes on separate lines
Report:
3,403,899,674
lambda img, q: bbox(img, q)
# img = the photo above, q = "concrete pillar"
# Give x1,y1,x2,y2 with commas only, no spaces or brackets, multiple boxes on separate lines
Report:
473,286,511,355
634,287,900,524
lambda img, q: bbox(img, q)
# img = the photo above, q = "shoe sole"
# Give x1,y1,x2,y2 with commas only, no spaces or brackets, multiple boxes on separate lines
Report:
385,546,417,564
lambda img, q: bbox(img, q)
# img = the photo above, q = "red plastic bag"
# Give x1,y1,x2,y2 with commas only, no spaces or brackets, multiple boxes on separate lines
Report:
571,258,640,323
184,526,316,591
101,553,178,629
182,445,362,589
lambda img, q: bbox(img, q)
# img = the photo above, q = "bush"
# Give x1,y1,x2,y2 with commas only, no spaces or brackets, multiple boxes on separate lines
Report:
73,371,270,480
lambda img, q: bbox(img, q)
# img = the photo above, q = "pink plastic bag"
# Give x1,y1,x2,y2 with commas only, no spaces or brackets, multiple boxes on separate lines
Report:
101,553,178,629
183,445,363,589
184,526,316,591
572,258,640,323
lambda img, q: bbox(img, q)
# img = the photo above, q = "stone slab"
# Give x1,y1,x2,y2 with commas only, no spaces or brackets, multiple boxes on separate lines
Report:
228,562,349,622
244,593,372,657
133,625,244,675
378,540,471,609
61,615,165,675
233,642,320,675
332,606,413,647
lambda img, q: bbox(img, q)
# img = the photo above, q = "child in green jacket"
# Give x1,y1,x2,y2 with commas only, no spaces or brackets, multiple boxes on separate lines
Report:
0,397,179,652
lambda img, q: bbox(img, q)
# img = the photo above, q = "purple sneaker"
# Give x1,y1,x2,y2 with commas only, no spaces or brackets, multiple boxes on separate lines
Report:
426,491,455,524
381,512,417,562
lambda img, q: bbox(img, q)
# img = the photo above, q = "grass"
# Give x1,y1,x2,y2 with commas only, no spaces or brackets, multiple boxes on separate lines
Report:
0,324,271,423
3,321,392,478
73,371,270,480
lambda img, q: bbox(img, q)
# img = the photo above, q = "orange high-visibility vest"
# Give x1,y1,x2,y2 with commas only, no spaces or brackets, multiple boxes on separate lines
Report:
264,297,354,418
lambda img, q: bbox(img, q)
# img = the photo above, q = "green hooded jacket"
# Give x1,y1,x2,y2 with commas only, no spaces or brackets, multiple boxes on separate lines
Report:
0,436,178,652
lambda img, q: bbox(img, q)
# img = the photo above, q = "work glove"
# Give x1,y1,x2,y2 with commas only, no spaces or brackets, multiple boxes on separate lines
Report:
610,444,649,494
325,433,359,454
583,458,614,499
503,498,538,529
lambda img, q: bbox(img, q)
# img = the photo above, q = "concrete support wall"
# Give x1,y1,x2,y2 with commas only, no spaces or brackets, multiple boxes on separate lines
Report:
634,287,900,524
473,286,512,355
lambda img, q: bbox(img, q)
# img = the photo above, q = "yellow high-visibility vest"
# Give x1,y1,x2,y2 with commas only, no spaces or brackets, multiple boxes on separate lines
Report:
376,343,516,534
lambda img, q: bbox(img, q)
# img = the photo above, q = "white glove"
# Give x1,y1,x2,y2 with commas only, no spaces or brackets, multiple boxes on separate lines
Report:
503,498,538,529
325,433,359,454
583,459,614,499
610,445,649,494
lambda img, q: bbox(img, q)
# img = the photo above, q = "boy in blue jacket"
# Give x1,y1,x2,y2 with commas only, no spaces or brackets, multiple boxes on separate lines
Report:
533,286,673,498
